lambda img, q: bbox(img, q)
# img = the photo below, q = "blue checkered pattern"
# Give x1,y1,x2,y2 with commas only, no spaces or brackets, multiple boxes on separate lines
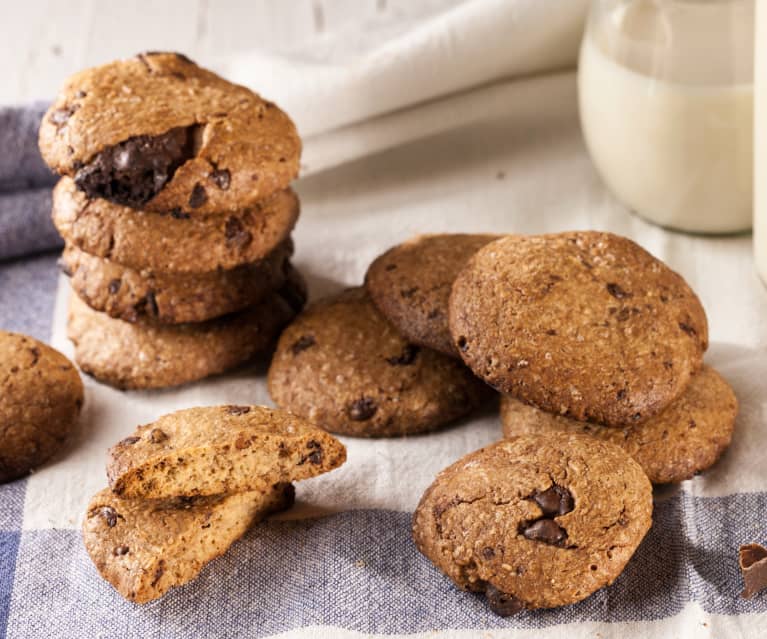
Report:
1,102,766,638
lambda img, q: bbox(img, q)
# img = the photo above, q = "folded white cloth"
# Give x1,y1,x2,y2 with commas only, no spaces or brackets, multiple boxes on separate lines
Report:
218,0,589,174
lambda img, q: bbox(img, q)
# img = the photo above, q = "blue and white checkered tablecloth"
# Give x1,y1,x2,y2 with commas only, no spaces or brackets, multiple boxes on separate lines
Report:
1,78,767,638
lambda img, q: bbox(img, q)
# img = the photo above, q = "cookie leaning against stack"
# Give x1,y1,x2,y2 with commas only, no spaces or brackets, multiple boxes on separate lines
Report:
83,405,346,603
39,52,304,389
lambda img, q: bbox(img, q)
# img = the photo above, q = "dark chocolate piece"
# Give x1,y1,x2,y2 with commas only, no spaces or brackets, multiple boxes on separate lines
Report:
740,543,767,598
74,126,197,208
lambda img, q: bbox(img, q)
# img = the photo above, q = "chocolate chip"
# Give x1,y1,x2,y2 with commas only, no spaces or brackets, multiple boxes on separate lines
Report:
227,406,251,416
113,545,129,556
679,322,697,337
456,337,468,352
481,547,495,559
144,291,159,317
170,208,190,220
545,329,557,336
521,519,567,545
616,388,627,400
224,216,253,250
188,183,207,208
606,283,631,299
120,436,140,446
301,441,323,465
74,90,87,99
385,344,420,366
531,485,574,517
28,347,40,366
291,335,316,355
384,263,397,271
485,584,525,617
348,397,377,421
149,428,167,444
151,561,166,587
49,105,78,128
210,168,231,190
74,126,197,207
108,279,121,295
99,506,119,528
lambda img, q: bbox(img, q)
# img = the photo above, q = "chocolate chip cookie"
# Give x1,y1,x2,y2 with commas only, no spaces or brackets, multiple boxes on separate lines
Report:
0,331,84,482
83,482,294,603
449,232,708,426
501,365,737,484
40,52,301,214
365,234,500,356
107,405,347,499
268,287,490,437
61,241,293,324
52,177,299,273
67,271,305,389
413,434,653,614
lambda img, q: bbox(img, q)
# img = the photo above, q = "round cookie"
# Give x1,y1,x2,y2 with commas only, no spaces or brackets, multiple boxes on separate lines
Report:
267,287,490,437
61,240,293,324
413,434,653,614
52,177,299,273
39,52,301,215
0,331,84,482
67,270,306,390
449,232,708,426
365,234,500,356
501,365,737,484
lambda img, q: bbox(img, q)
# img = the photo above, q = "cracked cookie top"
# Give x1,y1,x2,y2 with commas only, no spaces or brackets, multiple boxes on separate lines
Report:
412,433,652,613
449,232,708,426
39,52,301,215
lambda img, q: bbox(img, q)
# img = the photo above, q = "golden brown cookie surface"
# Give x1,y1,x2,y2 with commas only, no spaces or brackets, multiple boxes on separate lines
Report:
40,52,301,214
268,287,490,437
501,365,737,484
412,434,653,614
67,271,305,390
82,482,294,603
449,232,708,426
52,178,299,273
107,405,347,499
61,241,294,324
0,331,84,482
365,234,500,356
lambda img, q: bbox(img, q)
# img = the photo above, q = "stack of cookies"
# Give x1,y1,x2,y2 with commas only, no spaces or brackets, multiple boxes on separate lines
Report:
38,52,304,389
83,405,346,603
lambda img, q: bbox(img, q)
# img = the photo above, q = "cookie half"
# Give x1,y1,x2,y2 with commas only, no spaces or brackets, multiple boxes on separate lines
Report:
501,365,737,484
107,405,347,499
61,240,293,324
52,177,299,273
413,434,653,614
365,234,500,356
0,331,84,482
67,272,305,390
449,232,708,426
268,287,490,437
40,52,301,214
83,482,293,603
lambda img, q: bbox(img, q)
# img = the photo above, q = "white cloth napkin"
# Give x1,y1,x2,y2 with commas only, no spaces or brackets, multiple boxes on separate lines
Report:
218,0,589,175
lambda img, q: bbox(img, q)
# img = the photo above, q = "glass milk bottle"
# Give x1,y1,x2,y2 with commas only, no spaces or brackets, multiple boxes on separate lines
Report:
579,0,754,234
756,1,767,283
